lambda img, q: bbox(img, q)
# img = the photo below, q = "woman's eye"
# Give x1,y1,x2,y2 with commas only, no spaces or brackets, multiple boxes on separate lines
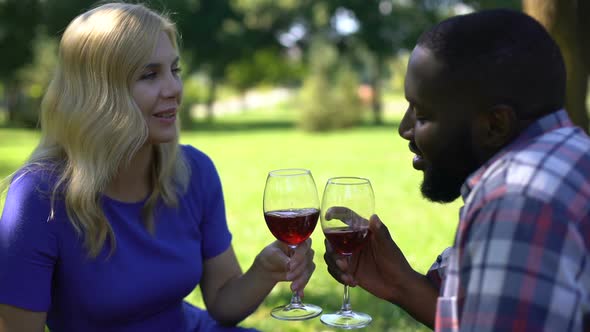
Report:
139,72,157,80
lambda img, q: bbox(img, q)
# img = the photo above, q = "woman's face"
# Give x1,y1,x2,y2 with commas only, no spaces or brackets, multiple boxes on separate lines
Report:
132,31,182,145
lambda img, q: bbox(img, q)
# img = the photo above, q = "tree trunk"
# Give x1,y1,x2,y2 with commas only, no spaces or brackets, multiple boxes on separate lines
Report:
205,77,218,122
240,90,248,113
3,80,21,124
370,56,384,125
523,0,589,133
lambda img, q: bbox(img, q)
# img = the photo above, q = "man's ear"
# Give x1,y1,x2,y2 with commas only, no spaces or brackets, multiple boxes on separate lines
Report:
477,104,518,148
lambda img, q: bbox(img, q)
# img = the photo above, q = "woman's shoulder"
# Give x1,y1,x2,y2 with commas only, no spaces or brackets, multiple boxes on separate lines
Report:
178,145,223,195
1,164,63,230
179,144,217,173
180,144,211,161
7,164,61,198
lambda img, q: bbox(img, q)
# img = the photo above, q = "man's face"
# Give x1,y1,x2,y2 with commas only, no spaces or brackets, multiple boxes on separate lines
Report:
399,46,483,203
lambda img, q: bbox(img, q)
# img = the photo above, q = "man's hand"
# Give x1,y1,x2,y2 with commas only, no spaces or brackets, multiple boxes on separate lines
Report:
324,214,414,303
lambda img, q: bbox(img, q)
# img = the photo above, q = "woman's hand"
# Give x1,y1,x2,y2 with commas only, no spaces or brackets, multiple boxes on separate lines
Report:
253,238,315,297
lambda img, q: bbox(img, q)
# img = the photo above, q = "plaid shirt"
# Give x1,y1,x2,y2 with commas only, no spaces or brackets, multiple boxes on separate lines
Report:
432,110,590,332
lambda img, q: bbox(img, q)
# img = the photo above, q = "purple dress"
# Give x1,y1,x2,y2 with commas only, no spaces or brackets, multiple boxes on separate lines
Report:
0,145,258,331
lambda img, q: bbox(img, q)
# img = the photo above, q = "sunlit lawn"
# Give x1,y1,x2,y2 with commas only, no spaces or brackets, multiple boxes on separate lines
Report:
0,101,460,332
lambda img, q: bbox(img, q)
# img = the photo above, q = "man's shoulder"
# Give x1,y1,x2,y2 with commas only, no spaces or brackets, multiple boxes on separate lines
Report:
475,128,590,216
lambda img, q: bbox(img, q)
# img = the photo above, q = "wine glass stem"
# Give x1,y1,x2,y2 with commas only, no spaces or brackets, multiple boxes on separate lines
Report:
287,244,304,309
289,292,304,307
340,255,353,313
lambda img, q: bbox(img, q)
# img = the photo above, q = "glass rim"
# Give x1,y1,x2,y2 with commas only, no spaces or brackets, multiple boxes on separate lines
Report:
268,168,311,177
326,176,370,185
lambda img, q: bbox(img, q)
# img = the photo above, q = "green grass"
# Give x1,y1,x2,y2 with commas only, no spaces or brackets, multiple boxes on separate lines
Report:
0,103,460,332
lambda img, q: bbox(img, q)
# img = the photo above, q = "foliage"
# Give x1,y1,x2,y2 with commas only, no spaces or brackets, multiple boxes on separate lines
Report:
0,0,545,127
389,50,410,91
39,0,96,36
0,0,41,80
460,0,520,10
9,33,59,127
178,73,209,129
298,39,363,131
225,47,304,93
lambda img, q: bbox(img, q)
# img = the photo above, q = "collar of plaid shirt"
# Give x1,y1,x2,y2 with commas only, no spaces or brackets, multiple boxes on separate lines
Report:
461,109,572,200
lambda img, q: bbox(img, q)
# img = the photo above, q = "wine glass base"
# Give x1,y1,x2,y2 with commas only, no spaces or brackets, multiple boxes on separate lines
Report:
270,303,323,321
320,311,372,329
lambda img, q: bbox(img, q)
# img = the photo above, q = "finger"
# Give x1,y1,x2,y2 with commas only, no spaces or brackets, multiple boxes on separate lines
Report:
326,261,344,283
290,246,316,290
369,214,394,243
325,206,369,228
324,238,332,252
288,246,315,278
261,244,290,272
335,257,349,271
323,239,336,264
324,241,351,273
290,260,315,292
291,238,311,261
274,240,293,256
326,262,355,286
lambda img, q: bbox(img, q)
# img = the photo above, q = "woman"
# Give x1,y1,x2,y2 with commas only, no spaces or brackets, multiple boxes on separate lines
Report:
0,2,315,331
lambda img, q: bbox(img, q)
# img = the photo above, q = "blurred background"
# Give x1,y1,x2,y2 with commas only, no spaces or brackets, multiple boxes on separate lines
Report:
0,0,588,331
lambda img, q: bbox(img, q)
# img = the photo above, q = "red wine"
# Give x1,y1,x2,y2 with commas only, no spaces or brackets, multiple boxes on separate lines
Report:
324,226,369,255
264,208,319,246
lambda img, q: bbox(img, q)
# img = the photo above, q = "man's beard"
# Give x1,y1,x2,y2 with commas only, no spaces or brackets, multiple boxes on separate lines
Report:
420,130,481,203
420,163,469,203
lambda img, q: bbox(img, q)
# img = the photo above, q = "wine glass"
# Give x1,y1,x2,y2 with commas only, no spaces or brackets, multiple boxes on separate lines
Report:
320,177,374,329
263,168,322,320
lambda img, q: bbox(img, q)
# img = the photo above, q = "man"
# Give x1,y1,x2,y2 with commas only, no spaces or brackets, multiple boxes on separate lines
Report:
324,9,590,331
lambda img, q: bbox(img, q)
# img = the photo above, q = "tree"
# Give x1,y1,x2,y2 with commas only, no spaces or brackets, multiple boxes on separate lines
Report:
317,1,444,124
40,0,95,37
226,47,303,111
522,0,589,132
0,0,41,123
168,0,284,122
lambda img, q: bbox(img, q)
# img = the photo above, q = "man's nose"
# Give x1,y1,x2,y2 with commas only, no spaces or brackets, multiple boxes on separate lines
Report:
398,107,415,140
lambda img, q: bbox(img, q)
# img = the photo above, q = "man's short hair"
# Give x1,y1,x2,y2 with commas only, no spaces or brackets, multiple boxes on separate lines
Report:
417,9,566,119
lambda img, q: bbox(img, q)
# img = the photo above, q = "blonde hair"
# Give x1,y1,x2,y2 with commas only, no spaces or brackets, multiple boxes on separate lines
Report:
19,2,189,257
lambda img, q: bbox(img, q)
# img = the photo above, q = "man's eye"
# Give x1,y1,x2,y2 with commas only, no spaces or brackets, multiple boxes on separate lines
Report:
172,67,182,74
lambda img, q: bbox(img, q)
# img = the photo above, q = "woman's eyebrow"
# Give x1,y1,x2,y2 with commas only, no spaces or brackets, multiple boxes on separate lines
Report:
144,56,180,69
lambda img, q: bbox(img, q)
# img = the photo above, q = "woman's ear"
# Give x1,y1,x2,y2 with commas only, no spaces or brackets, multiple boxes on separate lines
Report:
479,104,518,148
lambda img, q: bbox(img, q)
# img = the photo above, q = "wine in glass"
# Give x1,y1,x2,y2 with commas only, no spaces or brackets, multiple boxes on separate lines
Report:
263,168,322,320
320,176,374,329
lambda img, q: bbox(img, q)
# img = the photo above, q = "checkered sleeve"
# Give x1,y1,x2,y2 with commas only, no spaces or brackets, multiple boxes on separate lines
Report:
457,194,587,331
427,247,452,290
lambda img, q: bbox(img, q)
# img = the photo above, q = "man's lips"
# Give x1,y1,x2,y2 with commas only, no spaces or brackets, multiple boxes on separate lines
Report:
409,142,426,170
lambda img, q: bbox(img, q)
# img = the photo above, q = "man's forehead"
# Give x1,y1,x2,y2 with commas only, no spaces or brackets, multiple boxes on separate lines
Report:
406,46,480,115
406,46,453,100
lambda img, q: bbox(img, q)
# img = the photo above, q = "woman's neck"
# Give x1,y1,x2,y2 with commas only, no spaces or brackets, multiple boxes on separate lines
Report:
104,145,154,203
